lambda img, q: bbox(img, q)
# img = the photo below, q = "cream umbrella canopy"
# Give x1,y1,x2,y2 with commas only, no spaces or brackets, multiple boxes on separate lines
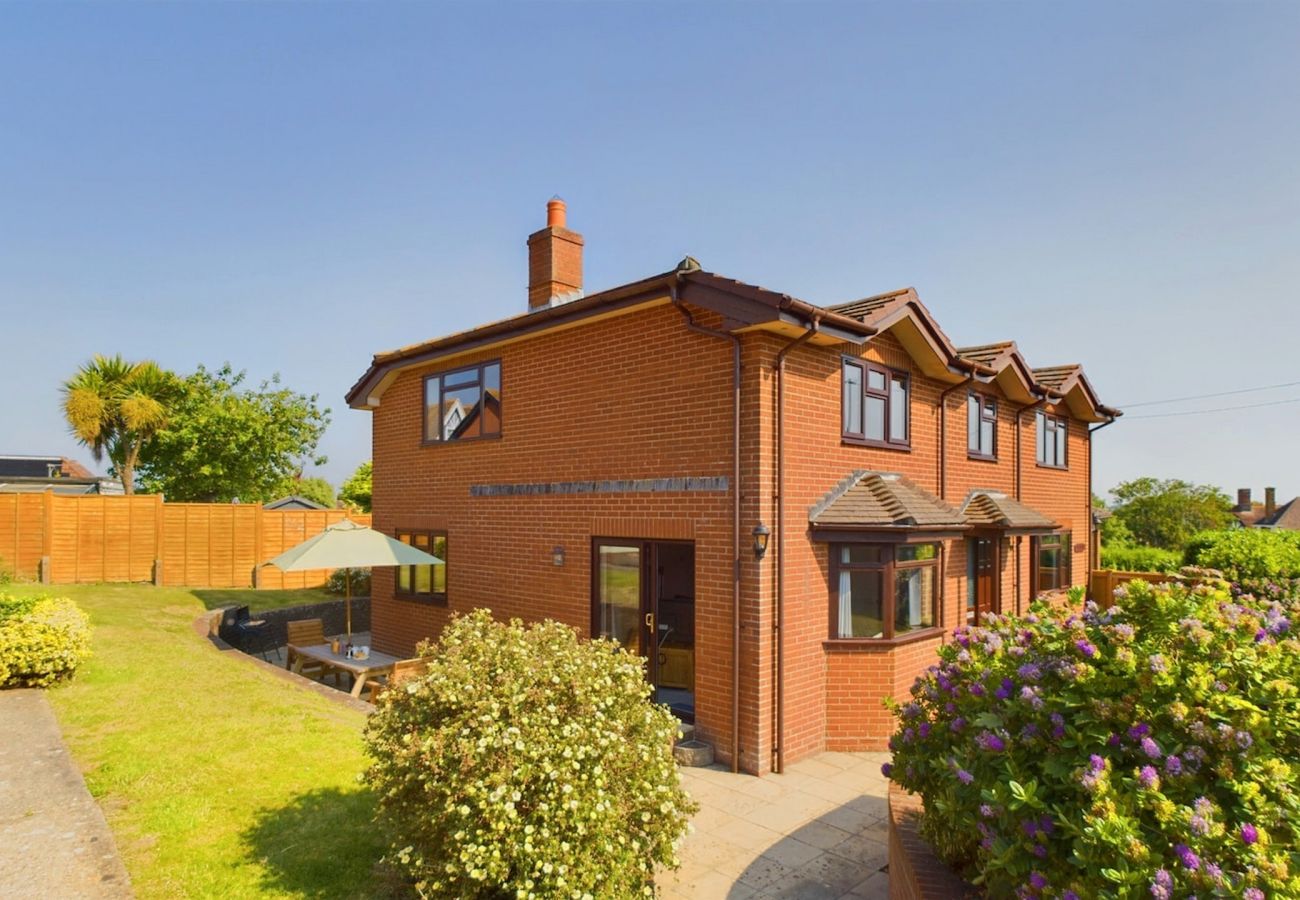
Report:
264,519,443,637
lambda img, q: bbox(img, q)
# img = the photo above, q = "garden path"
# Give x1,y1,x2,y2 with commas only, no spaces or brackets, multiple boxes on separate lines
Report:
0,689,133,899
664,751,892,900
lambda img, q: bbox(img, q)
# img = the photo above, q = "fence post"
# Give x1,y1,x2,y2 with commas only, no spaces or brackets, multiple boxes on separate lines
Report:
40,489,55,584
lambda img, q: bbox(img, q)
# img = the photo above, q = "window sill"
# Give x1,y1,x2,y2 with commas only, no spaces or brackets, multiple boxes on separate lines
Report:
842,437,912,452
967,452,998,463
421,435,502,447
1035,462,1069,471
823,628,944,651
393,593,449,606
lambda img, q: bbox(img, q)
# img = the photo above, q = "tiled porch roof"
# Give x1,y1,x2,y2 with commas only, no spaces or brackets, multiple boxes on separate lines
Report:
809,471,966,528
960,490,1059,531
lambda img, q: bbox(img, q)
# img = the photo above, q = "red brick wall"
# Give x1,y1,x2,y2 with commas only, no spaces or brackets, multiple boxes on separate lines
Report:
366,295,1095,773
771,332,1092,761
370,298,752,769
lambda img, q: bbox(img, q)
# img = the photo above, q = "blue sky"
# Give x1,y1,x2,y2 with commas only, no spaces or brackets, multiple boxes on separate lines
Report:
2,2,1298,502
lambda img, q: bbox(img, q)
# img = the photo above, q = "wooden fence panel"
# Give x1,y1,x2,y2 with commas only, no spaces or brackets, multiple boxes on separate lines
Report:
1089,569,1173,607
1,491,369,588
0,493,47,579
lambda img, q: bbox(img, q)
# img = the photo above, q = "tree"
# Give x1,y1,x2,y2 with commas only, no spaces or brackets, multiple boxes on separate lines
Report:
62,355,180,495
289,476,335,509
136,364,330,502
1107,477,1235,550
338,461,372,513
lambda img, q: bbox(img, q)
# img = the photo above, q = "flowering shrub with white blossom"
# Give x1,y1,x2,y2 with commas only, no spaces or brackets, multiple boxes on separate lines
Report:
364,609,697,899
885,577,1300,899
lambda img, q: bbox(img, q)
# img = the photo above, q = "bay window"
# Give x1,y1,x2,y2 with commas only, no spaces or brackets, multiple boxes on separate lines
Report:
831,542,938,640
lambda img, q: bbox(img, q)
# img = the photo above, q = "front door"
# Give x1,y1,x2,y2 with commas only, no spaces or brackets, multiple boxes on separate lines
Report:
969,537,997,623
593,539,695,720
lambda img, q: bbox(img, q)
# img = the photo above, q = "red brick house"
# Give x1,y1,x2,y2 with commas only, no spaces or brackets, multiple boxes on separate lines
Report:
347,200,1120,775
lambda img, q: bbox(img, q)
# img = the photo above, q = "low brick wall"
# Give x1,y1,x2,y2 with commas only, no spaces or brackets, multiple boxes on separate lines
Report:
888,782,978,899
216,597,372,650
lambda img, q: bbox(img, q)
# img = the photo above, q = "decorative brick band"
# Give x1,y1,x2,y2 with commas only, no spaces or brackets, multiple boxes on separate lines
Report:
888,782,978,899
470,476,729,497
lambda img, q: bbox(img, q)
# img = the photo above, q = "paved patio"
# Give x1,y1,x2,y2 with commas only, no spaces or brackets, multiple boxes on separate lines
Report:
662,751,891,900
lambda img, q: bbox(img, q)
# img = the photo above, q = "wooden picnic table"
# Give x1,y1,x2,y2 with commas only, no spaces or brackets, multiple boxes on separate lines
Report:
288,642,401,698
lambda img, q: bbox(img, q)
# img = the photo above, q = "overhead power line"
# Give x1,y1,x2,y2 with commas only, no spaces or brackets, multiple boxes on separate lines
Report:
1123,396,1300,420
1120,379,1300,408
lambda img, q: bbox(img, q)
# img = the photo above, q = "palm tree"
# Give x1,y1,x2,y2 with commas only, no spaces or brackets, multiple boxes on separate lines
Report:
62,355,178,495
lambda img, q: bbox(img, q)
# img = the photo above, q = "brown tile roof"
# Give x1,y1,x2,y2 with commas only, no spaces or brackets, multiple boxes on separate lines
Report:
810,471,966,528
58,458,94,479
956,342,1016,366
828,288,913,323
1258,498,1300,530
960,490,1059,531
1031,364,1081,390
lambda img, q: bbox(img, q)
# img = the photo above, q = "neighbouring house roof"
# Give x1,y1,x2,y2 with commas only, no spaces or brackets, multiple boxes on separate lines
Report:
1233,504,1271,528
0,455,121,495
960,490,1059,532
1257,497,1300,530
0,455,95,479
347,261,1120,422
809,471,967,530
264,495,331,511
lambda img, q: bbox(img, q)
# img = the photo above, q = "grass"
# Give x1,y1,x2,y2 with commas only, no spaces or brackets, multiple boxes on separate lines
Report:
189,586,338,613
6,583,393,899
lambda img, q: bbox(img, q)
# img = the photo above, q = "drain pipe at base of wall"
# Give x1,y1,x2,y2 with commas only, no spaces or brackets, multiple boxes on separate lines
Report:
670,286,743,774
771,316,829,775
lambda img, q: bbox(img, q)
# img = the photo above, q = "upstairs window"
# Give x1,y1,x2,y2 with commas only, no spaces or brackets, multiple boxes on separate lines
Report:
968,393,997,459
424,361,502,443
842,359,910,449
1034,532,1072,594
395,530,447,602
831,542,938,640
1036,411,1067,468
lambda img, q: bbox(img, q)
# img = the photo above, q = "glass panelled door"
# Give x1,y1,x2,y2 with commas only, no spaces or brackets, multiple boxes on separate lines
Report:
969,537,997,622
594,543,645,657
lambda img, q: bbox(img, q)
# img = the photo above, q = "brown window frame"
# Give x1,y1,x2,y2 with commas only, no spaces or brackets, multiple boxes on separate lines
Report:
1035,411,1068,469
394,530,448,604
841,357,911,451
422,360,502,445
967,392,998,460
828,541,942,644
1031,531,1072,594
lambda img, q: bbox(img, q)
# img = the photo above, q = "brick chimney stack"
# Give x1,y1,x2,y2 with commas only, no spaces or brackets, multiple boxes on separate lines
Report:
527,198,584,310
1265,487,1277,518
1237,488,1252,512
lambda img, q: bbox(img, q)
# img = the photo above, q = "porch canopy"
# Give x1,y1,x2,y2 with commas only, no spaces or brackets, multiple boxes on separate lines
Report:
959,490,1059,535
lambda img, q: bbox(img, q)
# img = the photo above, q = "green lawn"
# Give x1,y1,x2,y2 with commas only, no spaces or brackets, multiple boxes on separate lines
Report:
188,586,339,613
8,583,394,899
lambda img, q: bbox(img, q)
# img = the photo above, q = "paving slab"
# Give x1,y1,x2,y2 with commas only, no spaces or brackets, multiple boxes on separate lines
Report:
664,751,891,899
0,689,133,899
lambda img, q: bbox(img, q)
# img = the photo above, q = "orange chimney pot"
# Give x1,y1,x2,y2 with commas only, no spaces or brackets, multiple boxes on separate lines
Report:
547,198,566,229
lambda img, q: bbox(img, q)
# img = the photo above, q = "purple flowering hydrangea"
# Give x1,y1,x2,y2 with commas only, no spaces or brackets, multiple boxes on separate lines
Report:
1243,890,1264,900
1241,823,1259,845
1074,638,1098,658
950,717,967,733
1129,722,1151,740
1174,843,1200,870
1164,755,1182,775
1141,736,1162,759
995,677,1015,701
1149,868,1173,900
1148,653,1167,673
1017,662,1041,681
880,763,893,778
976,731,1006,753
956,768,975,785
1138,766,1160,789
1029,871,1047,890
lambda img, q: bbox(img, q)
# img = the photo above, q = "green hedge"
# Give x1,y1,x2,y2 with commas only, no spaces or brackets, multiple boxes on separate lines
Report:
1100,545,1182,573
0,592,92,688
1184,529,1300,581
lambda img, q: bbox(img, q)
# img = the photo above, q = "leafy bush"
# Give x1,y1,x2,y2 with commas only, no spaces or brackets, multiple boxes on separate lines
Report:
0,556,13,585
1100,545,1182,573
325,567,371,597
1185,529,1300,581
0,592,92,688
364,609,697,898
886,577,1300,899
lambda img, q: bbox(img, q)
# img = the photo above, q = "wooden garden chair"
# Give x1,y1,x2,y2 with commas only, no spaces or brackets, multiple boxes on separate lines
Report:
285,618,336,683
364,657,429,703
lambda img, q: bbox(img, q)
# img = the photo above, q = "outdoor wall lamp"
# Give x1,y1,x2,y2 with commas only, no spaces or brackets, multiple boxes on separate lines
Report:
752,523,770,560
552,546,565,567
